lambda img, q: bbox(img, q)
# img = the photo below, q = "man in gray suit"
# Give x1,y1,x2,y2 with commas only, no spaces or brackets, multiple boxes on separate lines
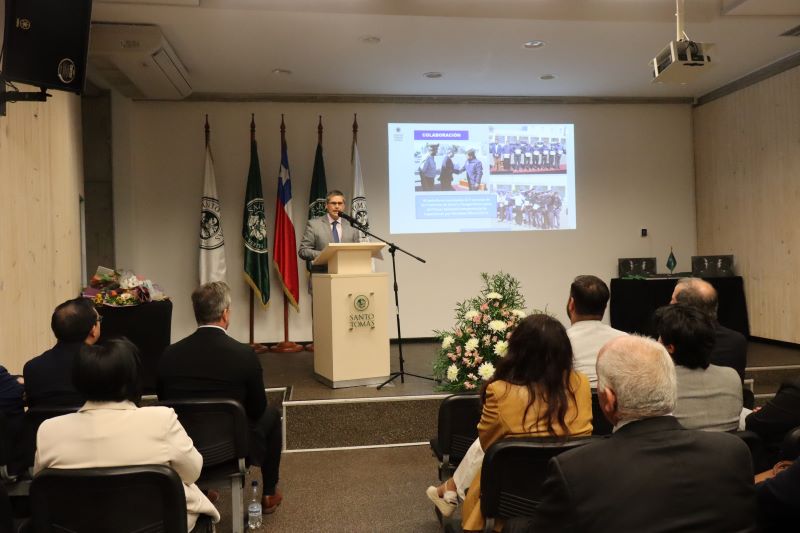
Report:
298,189,360,272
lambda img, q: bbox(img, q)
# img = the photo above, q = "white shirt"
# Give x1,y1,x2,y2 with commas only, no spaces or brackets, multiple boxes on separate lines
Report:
567,320,627,387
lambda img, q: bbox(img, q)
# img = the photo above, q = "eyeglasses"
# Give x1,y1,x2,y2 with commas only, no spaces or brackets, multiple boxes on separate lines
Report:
96,315,104,324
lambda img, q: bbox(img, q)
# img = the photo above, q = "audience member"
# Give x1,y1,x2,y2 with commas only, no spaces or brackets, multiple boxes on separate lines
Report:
24,298,100,408
671,277,748,380
426,314,592,532
34,339,219,531
655,303,742,431
746,376,800,461
523,335,756,532
0,365,24,472
754,458,800,531
565,275,627,387
158,281,283,514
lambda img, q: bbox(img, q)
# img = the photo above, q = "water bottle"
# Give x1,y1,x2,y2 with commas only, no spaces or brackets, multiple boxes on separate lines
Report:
247,480,262,530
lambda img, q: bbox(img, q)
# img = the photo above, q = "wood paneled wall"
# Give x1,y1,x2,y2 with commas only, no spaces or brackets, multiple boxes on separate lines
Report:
694,66,800,343
0,88,84,373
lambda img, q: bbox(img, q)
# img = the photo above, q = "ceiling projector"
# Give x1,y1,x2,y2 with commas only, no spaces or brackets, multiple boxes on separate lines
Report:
651,40,714,84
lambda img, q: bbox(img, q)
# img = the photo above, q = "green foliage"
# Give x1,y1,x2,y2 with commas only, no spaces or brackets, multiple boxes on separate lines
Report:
432,272,528,392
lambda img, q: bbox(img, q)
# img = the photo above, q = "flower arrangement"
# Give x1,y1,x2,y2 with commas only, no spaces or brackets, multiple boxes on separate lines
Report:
82,266,168,307
433,272,528,392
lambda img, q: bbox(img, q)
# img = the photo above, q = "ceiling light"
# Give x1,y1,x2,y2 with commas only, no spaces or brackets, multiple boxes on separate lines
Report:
272,68,292,76
360,35,381,44
523,40,546,49
423,72,443,79
539,74,556,80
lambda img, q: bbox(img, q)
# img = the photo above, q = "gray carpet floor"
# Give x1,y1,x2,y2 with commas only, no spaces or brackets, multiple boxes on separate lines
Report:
214,445,442,533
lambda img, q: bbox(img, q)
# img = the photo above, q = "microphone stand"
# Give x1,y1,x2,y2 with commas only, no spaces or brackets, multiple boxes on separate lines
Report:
339,214,433,389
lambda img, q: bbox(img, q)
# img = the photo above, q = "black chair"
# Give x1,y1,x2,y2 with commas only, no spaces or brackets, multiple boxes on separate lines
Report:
444,436,595,533
430,393,481,481
29,465,194,533
732,430,768,473
590,391,613,436
778,424,800,461
159,399,248,533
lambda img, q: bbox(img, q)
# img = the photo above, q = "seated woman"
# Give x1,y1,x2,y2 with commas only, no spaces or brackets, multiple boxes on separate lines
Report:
655,303,742,431
34,338,220,531
427,313,593,532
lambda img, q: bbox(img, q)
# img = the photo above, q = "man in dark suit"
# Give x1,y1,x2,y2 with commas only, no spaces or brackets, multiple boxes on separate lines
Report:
298,189,361,272
158,282,283,513
23,297,100,408
526,335,756,532
746,377,800,461
671,277,748,380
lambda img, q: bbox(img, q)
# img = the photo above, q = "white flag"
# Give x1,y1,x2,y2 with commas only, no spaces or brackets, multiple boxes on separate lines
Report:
199,144,227,283
350,141,370,243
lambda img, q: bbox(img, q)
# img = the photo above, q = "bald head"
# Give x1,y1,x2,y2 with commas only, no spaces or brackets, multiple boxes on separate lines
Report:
597,335,677,424
670,277,718,320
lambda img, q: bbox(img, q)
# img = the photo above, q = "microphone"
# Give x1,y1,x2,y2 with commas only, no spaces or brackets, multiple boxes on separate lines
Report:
338,212,356,224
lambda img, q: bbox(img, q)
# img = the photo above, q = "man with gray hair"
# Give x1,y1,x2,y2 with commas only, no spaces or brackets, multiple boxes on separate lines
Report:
671,277,748,380
524,335,756,532
158,281,284,514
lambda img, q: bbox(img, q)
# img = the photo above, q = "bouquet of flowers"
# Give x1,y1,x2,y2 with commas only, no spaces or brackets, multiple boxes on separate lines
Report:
433,272,528,392
82,266,168,307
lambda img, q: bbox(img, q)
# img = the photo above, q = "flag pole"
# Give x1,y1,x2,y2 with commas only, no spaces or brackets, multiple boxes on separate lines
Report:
271,114,303,353
248,113,268,354
205,114,210,147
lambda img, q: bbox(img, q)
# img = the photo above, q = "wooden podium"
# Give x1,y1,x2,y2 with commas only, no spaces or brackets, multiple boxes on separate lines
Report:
311,242,390,388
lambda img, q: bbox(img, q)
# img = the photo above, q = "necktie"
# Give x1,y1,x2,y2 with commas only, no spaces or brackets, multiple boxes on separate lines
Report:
331,220,340,243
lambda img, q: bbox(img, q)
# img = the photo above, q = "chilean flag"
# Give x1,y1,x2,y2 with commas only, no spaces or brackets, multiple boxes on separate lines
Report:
273,133,300,310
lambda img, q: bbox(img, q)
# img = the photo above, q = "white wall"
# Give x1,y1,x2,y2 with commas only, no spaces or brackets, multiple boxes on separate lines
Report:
111,99,696,344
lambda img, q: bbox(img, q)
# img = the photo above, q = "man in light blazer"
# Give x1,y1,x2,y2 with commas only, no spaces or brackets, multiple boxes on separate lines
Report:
298,189,360,272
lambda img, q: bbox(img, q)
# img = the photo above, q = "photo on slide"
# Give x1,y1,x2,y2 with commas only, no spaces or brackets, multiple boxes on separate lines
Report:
389,123,575,234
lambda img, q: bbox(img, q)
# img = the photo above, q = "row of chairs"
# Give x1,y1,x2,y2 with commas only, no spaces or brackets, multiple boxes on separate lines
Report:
429,393,796,533
1,399,249,533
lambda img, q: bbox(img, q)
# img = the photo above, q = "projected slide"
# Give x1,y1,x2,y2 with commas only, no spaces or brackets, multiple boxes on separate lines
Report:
388,123,576,234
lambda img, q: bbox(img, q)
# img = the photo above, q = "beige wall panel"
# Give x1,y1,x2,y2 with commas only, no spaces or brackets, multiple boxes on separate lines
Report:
111,100,697,344
0,87,84,373
694,66,800,343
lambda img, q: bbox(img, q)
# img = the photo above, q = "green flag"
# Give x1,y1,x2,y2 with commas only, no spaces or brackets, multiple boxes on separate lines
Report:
308,140,328,221
666,248,677,272
243,133,270,306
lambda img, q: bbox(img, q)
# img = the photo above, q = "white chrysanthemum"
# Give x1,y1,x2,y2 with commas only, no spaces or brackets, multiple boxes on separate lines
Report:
478,362,496,380
488,320,507,332
446,364,459,382
494,340,509,357
485,292,502,300
441,336,454,349
465,337,480,352
464,310,479,320
511,309,527,319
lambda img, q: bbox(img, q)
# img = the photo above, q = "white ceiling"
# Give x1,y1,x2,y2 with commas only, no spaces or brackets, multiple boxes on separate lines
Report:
90,0,800,99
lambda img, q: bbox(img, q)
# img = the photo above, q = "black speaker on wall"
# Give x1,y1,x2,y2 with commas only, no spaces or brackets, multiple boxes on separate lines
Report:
1,0,93,93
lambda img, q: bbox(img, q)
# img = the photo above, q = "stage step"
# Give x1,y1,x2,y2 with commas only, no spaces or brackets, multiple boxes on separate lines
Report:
282,394,448,451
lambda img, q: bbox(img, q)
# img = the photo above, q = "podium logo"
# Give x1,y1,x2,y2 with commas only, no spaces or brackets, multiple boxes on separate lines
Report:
350,294,375,330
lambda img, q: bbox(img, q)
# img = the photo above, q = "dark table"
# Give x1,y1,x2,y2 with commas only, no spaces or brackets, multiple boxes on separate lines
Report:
610,277,749,337
97,300,172,394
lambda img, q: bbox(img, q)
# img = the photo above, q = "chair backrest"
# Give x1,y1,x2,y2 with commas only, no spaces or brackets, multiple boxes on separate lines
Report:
158,399,248,469
480,436,595,528
437,393,481,462
731,430,768,473
780,424,800,460
590,391,613,436
30,464,188,533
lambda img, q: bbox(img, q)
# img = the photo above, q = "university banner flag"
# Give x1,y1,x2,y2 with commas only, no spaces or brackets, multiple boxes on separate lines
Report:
242,116,270,306
351,133,370,242
273,118,300,311
307,116,328,221
199,118,227,284
666,247,677,273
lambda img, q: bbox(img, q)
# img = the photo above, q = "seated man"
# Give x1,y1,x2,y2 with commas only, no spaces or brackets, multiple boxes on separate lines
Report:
746,377,800,461
655,303,743,431
754,458,800,532
158,282,283,513
24,297,100,408
565,275,627,387
526,335,756,532
671,277,748,380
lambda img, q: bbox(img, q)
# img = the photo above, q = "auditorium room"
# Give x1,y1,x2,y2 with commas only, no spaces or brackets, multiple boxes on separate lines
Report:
2,0,800,531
